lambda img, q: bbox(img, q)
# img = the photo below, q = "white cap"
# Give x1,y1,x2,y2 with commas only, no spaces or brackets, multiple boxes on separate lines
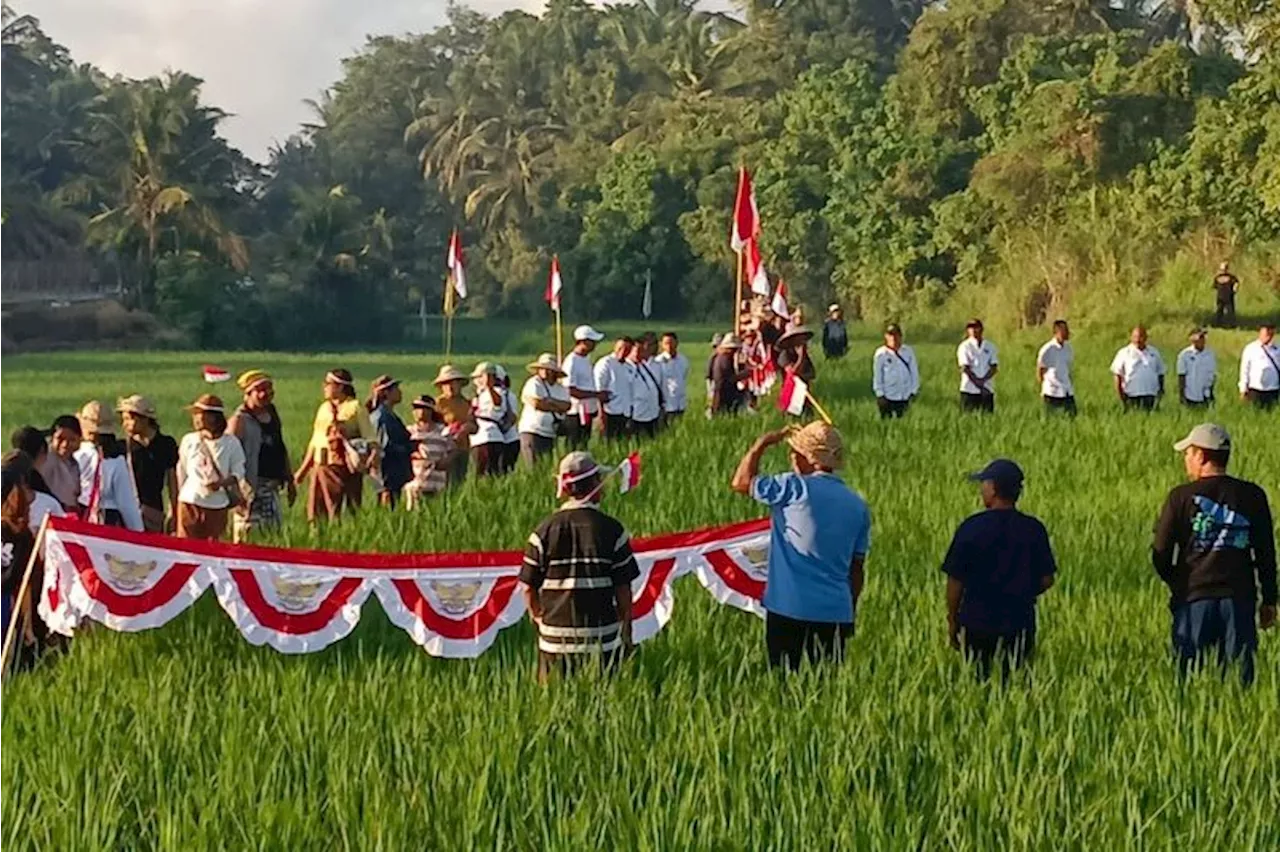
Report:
573,325,605,342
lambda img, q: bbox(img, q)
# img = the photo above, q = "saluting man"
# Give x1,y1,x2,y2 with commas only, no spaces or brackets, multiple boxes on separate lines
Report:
957,318,999,413
1176,328,1217,409
1238,321,1279,409
1110,325,1166,411
1036,320,1076,416
872,323,920,419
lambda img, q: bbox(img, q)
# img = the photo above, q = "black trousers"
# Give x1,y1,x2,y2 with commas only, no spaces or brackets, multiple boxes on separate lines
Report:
766,612,852,671
563,414,593,450
1123,395,1158,412
877,398,911,419
962,628,1036,681
631,418,660,439
1182,397,1213,410
960,392,995,414
1245,388,1279,410
602,413,631,440
1214,298,1235,328
470,442,506,478
1043,395,1077,416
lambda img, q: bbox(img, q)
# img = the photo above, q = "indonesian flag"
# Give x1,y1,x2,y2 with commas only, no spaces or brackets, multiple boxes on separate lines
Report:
202,365,230,383
447,229,467,299
770,279,789,318
730,166,759,253
778,371,808,416
746,238,770,297
546,255,563,312
617,452,641,493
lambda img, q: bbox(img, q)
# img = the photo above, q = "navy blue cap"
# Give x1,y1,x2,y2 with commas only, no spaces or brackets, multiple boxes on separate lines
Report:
967,458,1024,489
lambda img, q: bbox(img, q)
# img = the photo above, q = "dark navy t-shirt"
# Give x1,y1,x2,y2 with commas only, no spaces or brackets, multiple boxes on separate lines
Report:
941,508,1056,634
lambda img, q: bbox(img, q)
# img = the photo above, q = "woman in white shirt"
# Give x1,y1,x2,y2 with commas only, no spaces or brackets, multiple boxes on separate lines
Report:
495,365,521,475
469,363,514,479
176,394,247,541
73,401,144,531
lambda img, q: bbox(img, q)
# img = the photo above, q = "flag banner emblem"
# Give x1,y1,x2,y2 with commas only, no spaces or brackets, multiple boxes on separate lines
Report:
746,238,770,297
546,255,563,312
617,452,641,493
730,166,760,253
447,229,467,300
202,365,231,383
770,279,789,319
778,371,808,416
37,515,772,657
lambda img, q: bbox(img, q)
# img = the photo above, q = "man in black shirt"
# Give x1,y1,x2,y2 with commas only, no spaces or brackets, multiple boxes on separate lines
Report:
709,334,748,416
1153,424,1276,685
1211,261,1238,328
117,395,179,532
520,451,639,682
822,304,848,359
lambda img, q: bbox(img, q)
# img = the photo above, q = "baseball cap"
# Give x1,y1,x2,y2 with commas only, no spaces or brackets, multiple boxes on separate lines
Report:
1173,423,1231,453
558,451,599,480
968,458,1024,490
573,325,605,342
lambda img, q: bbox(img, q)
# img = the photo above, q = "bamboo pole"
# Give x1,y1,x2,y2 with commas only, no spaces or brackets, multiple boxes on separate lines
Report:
554,307,564,364
734,247,744,334
804,389,834,425
1,515,49,680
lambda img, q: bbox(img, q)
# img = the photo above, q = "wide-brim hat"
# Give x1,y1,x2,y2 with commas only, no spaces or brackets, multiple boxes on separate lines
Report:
718,334,742,350
777,326,814,348
185,394,226,413
470,361,496,379
527,353,566,376
77,400,118,434
411,394,436,410
788,422,844,471
371,374,401,394
116,394,158,420
432,365,468,385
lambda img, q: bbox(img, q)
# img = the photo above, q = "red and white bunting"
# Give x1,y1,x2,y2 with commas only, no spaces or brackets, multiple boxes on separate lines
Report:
546,255,563,312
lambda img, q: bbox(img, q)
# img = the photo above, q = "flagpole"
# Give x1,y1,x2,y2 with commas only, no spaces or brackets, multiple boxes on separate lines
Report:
443,271,453,360
804,388,834,425
1,514,49,679
554,306,563,363
734,248,744,334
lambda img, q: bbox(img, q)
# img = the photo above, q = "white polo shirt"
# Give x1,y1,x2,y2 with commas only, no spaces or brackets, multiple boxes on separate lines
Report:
519,375,570,439
655,351,689,413
594,354,635,417
872,345,919,402
957,337,998,394
561,351,598,418
631,359,663,423
1110,344,1166,397
1176,346,1217,402
1036,339,1074,398
1239,339,1280,393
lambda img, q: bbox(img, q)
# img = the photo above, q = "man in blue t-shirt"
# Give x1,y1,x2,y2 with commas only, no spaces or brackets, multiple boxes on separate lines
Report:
941,459,1057,680
731,422,871,671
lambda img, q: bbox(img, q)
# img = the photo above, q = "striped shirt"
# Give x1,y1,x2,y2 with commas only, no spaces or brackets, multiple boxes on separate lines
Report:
408,424,452,495
519,502,639,655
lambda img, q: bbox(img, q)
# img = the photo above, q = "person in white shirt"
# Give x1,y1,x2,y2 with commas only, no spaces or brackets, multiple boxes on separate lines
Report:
1036,319,1076,416
594,336,636,440
176,394,247,541
1176,327,1217,409
630,338,665,438
494,365,521,474
957,318,999,413
1238,320,1279,409
1110,325,1166,411
561,325,607,449
73,401,144,531
469,362,515,478
9,429,66,529
655,332,690,421
873,323,920,419
519,354,571,467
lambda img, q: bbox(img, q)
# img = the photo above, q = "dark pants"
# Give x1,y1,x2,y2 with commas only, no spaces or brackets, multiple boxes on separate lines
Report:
765,611,852,671
1245,388,1278,410
520,433,555,467
961,628,1035,681
1172,598,1257,686
1123,395,1157,412
470,442,506,478
502,441,519,474
563,414,594,450
1214,298,1235,328
960,392,994,414
631,418,659,439
1182,396,1213,410
877,398,911,419
602,413,631,441
1043,395,1077,416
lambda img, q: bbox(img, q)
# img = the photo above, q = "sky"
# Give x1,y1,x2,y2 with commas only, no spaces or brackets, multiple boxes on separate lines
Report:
31,0,546,161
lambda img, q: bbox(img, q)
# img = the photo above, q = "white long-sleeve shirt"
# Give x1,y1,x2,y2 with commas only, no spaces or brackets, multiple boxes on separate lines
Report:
1239,339,1280,393
1176,346,1217,402
1036,339,1074,398
594,354,635,417
957,338,998,394
873,345,920,402
630,358,664,423
73,443,144,531
655,351,690,413
1110,344,1166,397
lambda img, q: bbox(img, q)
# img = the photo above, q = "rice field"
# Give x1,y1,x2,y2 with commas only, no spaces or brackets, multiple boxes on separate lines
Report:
2,322,1278,850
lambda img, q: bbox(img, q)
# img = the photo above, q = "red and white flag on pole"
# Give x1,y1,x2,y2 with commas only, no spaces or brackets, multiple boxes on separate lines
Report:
777,371,808,416
746,238,770,297
730,166,760,253
202,365,231,383
546,255,563,312
446,229,467,300
770,279,789,318
617,452,641,493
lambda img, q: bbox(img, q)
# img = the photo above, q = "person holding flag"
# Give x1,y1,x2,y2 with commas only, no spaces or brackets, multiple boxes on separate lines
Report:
776,326,817,416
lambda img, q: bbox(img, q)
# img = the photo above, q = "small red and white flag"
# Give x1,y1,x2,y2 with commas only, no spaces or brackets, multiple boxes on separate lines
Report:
770,279,789,318
730,166,760,253
446,229,467,299
616,452,641,494
202,365,231,383
546,255,563,312
746,237,770,297
777,371,808,416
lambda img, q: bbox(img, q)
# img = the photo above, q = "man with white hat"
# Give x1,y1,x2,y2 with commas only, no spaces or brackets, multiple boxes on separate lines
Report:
594,335,636,440
709,333,749,416
1154,424,1275,685
1238,320,1279,409
562,325,608,449
1176,328,1217,409
822,304,848,360
520,451,639,682
519,354,571,467
1110,325,1166,411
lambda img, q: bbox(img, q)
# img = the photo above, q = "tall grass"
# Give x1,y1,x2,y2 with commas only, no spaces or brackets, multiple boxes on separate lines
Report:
2,324,1277,849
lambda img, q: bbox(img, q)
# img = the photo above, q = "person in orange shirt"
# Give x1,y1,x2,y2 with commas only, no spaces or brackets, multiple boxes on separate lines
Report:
294,368,378,522
432,365,476,484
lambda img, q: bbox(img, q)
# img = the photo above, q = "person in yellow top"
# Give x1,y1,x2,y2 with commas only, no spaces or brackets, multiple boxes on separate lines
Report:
294,368,378,522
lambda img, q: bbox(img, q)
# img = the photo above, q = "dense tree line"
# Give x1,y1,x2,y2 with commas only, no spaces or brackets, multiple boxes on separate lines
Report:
3,1,1277,347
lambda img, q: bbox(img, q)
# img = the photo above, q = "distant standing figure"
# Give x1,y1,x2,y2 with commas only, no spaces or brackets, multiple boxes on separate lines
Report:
469,362,514,478
73,402,143,531
1176,328,1217,409
1154,424,1275,685
561,326,607,449
367,375,413,506
404,396,457,506
873,323,919,419
1036,320,1076,416
822,304,848,359
1211,261,1238,328
731,423,870,671
595,337,636,441
630,338,664,439
654,332,689,422
295,369,378,522
117,395,179,532
175,395,248,541
942,459,1056,680
957,319,999,413
1110,326,1166,411
432,365,476,484
709,334,749,416
227,370,294,542
40,415,82,512
519,353,571,467
1238,321,1279,409
494,366,521,474
776,326,817,385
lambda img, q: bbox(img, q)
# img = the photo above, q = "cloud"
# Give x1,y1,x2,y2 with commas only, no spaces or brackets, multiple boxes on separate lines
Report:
32,0,544,160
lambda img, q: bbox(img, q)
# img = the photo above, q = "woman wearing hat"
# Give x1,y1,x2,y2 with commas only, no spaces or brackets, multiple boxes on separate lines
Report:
295,369,378,522
776,326,817,384
366,375,413,507
710,334,750,416
404,395,457,507
228,370,294,542
117,395,179,532
432,365,476,485
73,402,144,531
175,395,248,541
469,362,515,478
518,353,571,467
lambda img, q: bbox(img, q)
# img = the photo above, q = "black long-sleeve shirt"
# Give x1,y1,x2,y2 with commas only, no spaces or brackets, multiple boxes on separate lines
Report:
1152,475,1276,608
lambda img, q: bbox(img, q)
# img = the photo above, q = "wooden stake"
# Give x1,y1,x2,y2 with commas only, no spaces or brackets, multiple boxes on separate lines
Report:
554,307,564,364
1,515,49,680
734,247,744,334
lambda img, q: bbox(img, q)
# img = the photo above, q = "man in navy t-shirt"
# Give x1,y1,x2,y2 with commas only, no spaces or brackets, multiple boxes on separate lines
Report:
941,459,1056,679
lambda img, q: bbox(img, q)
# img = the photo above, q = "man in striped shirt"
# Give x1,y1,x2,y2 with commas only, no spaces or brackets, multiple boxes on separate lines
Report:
520,451,639,681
